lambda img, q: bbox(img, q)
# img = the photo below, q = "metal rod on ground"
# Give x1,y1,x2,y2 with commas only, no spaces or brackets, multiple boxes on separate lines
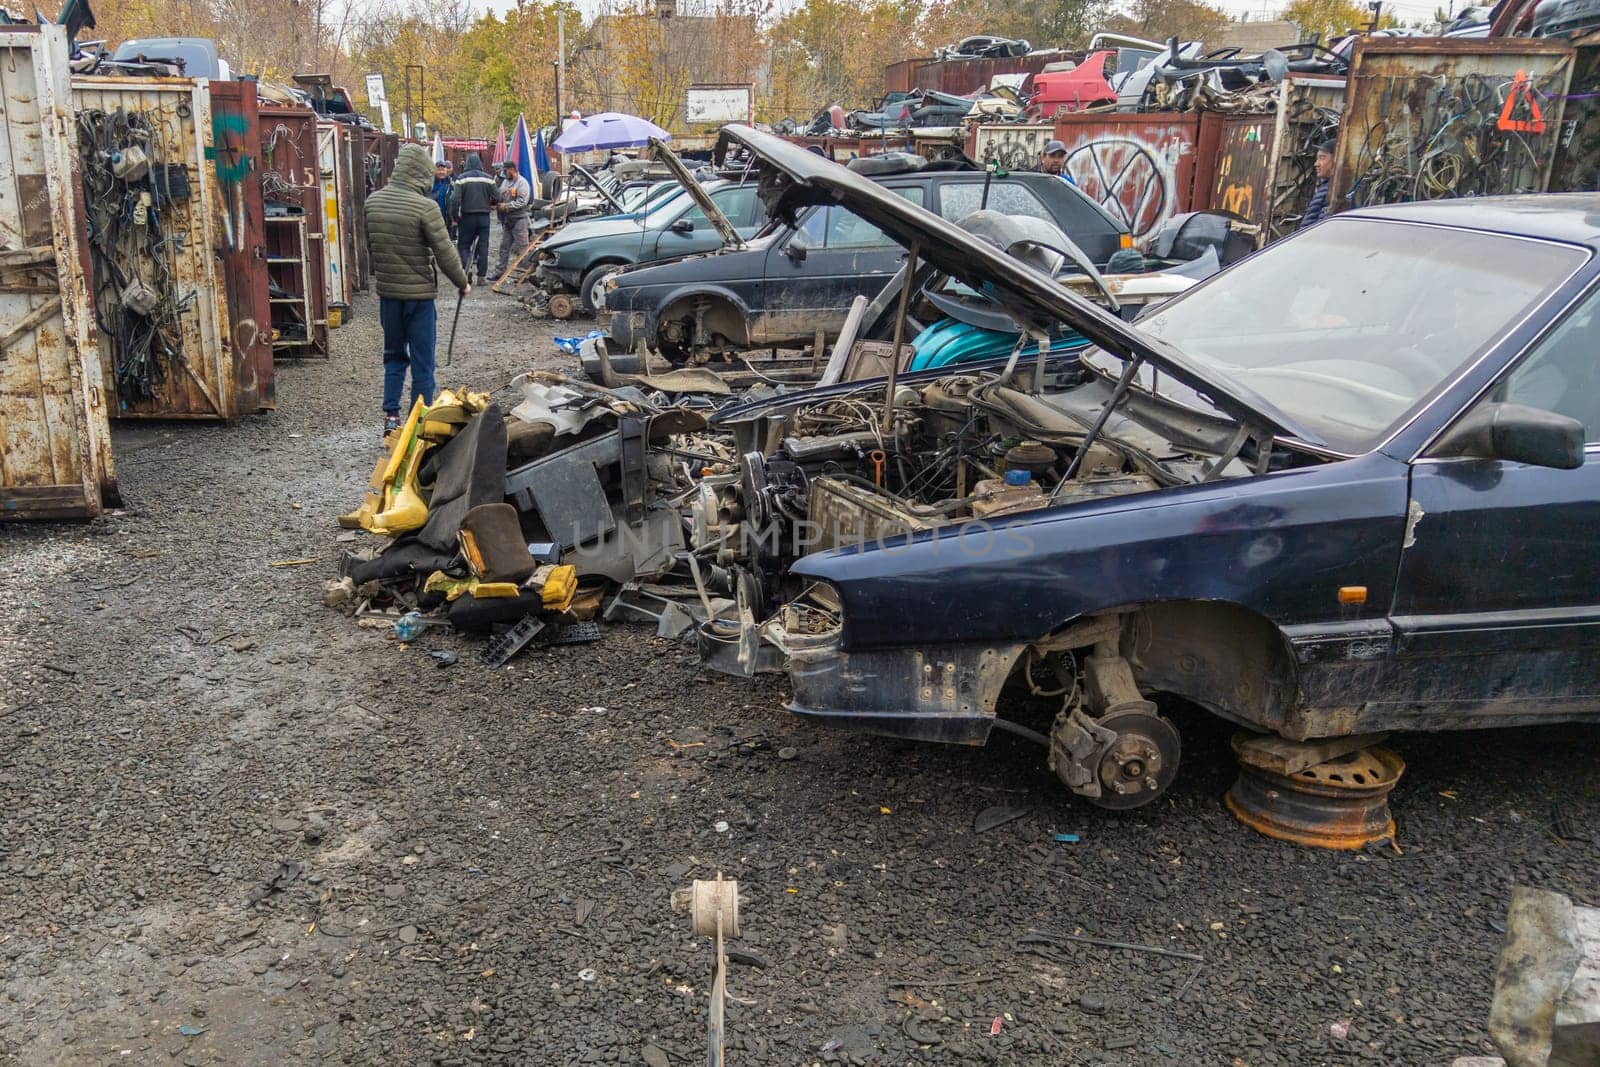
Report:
1020,930,1204,962
881,244,919,437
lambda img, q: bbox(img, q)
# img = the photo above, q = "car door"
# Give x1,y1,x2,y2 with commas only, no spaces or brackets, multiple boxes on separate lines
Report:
752,187,924,345
1386,285,1600,717
654,184,760,259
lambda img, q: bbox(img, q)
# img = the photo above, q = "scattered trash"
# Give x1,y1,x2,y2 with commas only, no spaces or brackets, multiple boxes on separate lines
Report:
1054,833,1081,843
989,1016,1002,1036
321,576,355,607
973,805,1029,833
177,1024,207,1037
577,967,597,982
269,558,319,567
777,747,797,761
713,821,730,833
903,1017,942,1045
1020,930,1204,963
1329,1019,1352,1040
427,650,458,667
393,612,434,642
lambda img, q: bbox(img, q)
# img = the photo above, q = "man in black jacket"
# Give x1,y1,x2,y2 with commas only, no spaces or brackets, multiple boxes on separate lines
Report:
1301,138,1336,228
449,152,498,283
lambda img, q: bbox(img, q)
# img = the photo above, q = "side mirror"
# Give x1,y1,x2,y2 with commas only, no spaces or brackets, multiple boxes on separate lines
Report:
1433,401,1586,470
670,218,695,234
783,236,808,262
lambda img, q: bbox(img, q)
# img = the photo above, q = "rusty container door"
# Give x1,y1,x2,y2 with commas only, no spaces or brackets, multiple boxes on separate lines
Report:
207,79,274,409
316,120,351,319
259,104,328,357
0,26,116,519
73,75,239,419
1193,112,1275,239
1331,38,1573,212
972,123,1056,171
1053,112,1200,242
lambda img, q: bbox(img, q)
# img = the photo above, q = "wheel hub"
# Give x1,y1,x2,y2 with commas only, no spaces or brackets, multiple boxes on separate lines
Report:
1090,710,1180,809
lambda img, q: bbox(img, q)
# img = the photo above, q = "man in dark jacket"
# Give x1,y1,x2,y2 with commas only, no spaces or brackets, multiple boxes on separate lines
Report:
1301,138,1337,228
430,160,456,242
366,143,471,434
449,152,498,284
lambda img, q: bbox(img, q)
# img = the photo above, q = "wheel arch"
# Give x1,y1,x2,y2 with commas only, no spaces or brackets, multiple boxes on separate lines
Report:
652,287,754,351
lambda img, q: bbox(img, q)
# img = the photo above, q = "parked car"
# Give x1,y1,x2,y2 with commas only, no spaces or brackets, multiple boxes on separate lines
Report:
599,159,1130,362
535,179,768,313
693,126,1600,811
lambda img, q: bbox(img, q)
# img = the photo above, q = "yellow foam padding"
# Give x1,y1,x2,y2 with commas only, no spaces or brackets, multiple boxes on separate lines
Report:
380,398,428,486
422,571,521,601
540,564,578,612
371,401,433,535
459,530,485,577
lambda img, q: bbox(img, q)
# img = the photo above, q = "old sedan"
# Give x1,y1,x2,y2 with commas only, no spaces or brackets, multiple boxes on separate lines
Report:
697,126,1598,811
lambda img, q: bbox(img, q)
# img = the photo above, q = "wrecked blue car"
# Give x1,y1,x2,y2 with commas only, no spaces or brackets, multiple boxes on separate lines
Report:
694,126,1599,811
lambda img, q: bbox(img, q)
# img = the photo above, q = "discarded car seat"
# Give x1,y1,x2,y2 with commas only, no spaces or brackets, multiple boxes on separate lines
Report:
459,503,536,584
416,404,508,553
345,538,462,585
446,589,547,631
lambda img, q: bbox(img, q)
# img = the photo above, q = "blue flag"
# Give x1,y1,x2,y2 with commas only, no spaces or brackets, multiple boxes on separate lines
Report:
533,126,550,175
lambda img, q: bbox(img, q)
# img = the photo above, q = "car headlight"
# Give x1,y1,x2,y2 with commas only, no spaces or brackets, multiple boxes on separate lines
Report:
539,249,558,264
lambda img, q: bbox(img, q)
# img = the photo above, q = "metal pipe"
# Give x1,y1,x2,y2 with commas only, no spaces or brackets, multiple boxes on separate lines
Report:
880,243,919,436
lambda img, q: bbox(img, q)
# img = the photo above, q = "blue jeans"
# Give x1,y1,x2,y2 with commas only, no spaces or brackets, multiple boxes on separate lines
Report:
380,297,437,416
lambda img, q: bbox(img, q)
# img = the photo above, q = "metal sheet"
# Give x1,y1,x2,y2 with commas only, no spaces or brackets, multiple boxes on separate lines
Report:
259,104,328,356
348,127,370,291
207,79,274,409
72,74,237,419
1330,37,1574,212
316,121,351,313
1052,112,1200,240
1193,112,1274,235
0,26,115,520
911,51,1076,96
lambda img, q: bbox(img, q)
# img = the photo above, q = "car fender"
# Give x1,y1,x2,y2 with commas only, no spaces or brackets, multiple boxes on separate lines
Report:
649,284,755,336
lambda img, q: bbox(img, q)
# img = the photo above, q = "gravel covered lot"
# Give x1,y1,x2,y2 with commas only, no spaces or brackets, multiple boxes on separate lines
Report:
2,284,1596,1066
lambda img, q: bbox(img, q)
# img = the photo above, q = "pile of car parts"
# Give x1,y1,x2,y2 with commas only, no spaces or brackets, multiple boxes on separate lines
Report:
1225,733,1405,850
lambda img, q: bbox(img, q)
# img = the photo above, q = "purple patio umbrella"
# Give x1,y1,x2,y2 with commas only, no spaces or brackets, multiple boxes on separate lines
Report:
551,112,671,153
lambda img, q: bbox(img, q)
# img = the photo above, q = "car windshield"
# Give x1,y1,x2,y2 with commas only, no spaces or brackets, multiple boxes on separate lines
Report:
1087,218,1587,452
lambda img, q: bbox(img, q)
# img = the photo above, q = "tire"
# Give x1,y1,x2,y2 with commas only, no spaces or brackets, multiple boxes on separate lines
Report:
580,263,623,314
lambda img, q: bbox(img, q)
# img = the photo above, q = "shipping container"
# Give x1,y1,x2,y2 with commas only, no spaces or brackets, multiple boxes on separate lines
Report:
1052,112,1201,241
73,74,245,419
910,50,1079,97
207,79,276,408
259,103,329,357
1330,37,1573,212
0,26,117,519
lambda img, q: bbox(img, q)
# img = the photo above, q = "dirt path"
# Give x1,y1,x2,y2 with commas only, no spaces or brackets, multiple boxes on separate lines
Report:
1,280,1596,1066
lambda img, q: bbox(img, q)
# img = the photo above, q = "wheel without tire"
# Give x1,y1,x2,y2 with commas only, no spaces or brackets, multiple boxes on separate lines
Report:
547,292,576,320
1084,710,1181,811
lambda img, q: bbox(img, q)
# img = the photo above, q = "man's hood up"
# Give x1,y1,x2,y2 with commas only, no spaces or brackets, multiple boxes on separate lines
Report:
393,144,434,195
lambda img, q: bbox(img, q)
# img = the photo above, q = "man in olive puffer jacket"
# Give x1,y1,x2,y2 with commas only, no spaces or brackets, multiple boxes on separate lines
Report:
366,143,471,433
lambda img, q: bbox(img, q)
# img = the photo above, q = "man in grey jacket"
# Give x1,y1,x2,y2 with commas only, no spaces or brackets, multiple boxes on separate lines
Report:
492,160,534,281
366,143,470,434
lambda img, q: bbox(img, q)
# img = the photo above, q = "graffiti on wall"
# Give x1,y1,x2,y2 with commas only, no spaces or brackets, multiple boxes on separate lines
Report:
1063,131,1192,238
973,124,1055,173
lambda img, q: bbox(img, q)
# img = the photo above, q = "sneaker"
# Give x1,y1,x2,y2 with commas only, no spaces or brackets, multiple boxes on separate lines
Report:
383,414,401,437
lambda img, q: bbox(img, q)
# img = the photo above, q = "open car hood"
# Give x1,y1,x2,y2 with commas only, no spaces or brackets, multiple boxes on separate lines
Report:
650,137,745,250
713,125,1317,444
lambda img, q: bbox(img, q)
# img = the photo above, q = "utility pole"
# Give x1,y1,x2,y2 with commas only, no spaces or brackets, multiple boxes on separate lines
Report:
1367,1,1383,30
556,8,566,126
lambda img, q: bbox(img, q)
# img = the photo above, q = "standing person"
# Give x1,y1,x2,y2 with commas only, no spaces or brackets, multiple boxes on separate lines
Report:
366,143,470,435
449,151,498,284
1300,138,1337,228
430,159,456,242
492,159,533,282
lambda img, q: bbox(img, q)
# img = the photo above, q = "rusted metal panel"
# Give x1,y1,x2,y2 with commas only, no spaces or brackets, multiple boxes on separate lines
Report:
1547,31,1600,192
1193,112,1274,236
1266,75,1346,242
316,120,352,317
72,74,238,420
348,127,370,292
0,26,116,520
971,123,1055,171
911,51,1077,96
882,58,926,96
1330,37,1574,213
1052,112,1200,241
778,134,913,159
207,79,274,410
259,104,328,356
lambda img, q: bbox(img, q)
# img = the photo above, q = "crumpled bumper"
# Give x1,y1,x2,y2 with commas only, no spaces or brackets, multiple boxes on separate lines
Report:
535,264,580,292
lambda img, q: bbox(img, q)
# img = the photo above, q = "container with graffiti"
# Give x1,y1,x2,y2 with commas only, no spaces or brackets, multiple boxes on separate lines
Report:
1052,114,1200,241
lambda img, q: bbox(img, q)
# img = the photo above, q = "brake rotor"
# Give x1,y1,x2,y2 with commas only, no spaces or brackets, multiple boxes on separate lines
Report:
1225,735,1405,850
1086,709,1181,811
547,293,576,320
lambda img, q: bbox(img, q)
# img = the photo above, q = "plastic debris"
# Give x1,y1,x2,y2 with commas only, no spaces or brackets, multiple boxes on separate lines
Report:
1054,833,1081,843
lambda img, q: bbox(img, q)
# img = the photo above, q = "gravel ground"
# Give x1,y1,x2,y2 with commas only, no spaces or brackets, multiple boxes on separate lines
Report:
2,274,1597,1067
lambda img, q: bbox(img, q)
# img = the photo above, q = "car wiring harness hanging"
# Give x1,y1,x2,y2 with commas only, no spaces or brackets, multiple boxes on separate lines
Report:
77,106,193,408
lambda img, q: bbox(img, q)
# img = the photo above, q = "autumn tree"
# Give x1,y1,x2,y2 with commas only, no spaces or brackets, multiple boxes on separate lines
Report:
1283,0,1395,41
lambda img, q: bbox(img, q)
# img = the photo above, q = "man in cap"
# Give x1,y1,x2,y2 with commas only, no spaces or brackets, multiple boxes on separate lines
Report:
365,143,470,435
430,159,456,242
1300,138,1337,228
1039,139,1077,185
492,159,535,281
449,151,498,284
